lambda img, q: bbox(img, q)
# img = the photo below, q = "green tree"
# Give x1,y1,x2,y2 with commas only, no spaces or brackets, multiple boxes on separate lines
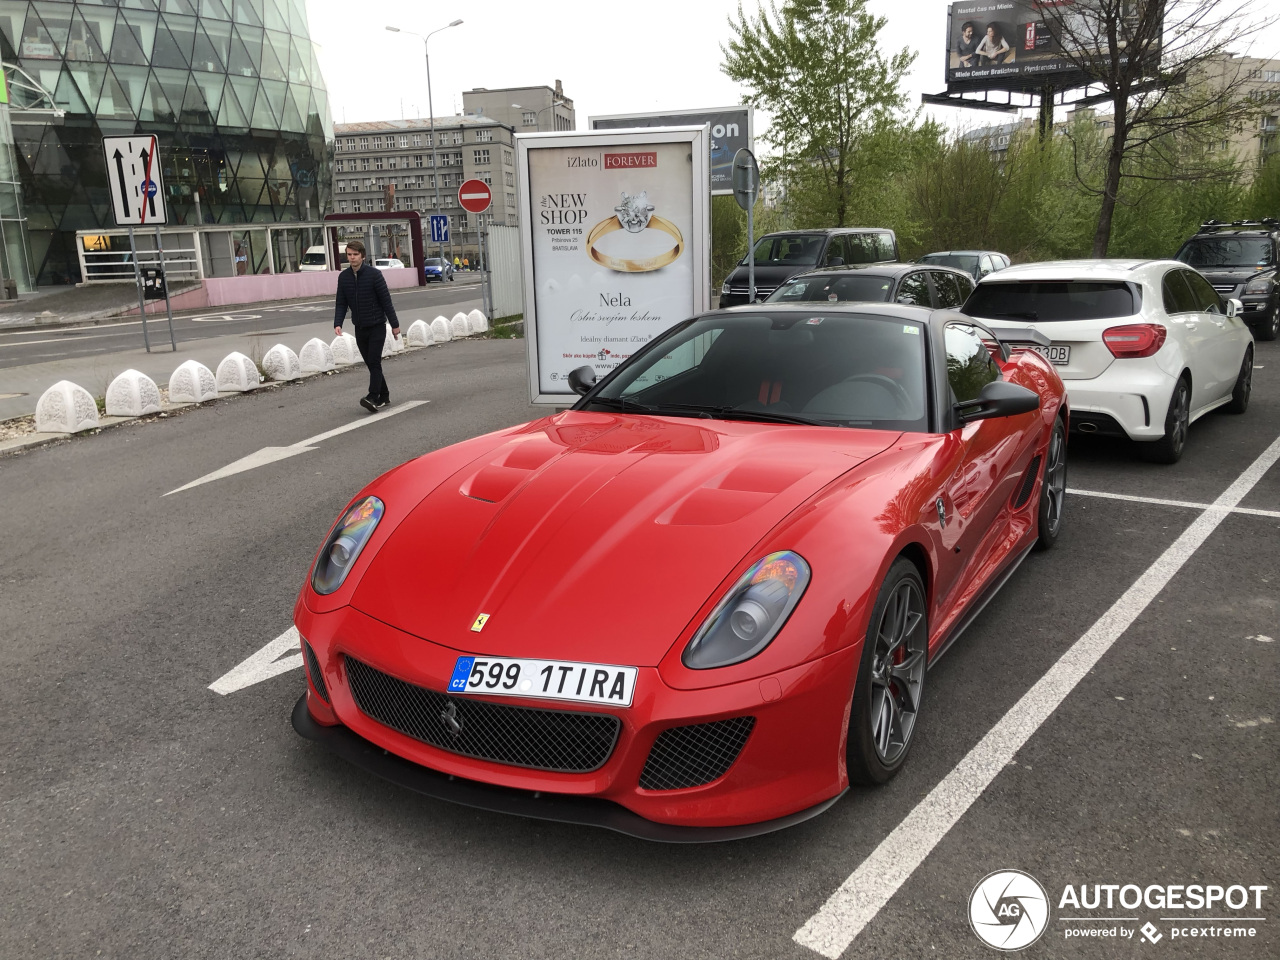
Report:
721,0,915,228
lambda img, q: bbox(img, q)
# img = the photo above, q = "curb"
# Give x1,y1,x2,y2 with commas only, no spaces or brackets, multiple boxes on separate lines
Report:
0,321,522,458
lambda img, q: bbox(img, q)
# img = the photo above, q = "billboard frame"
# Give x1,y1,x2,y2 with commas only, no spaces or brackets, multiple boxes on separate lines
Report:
589,106,753,197
517,125,711,405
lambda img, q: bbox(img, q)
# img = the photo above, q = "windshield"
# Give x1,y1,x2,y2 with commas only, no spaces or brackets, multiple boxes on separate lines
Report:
766,275,894,303
963,281,1137,322
1176,237,1273,269
425,258,445,266
921,253,979,273
748,235,824,266
584,311,929,432
301,252,326,265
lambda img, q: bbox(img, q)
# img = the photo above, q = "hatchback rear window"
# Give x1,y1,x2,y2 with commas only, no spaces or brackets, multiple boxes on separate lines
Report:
962,281,1137,322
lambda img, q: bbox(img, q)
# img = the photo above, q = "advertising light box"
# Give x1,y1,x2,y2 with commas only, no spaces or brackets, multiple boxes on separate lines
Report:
589,107,753,196
518,126,710,404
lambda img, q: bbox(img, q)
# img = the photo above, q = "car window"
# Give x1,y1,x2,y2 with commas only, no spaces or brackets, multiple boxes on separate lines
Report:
766,274,894,303
822,236,847,266
844,233,894,264
749,235,821,265
896,272,932,306
955,272,976,301
594,312,930,431
964,281,1137,321
931,271,964,309
922,253,979,276
945,322,1001,404
1182,269,1223,314
1162,271,1198,315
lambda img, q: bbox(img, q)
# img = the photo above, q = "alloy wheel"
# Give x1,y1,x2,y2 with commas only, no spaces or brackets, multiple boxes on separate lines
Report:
1043,425,1067,537
1169,381,1190,457
868,579,927,765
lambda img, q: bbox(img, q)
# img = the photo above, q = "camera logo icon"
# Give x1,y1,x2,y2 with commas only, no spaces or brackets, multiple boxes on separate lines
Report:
969,869,1051,951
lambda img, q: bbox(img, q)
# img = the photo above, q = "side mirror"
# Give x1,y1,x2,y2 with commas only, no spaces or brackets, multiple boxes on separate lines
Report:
954,379,1039,424
826,256,845,266
567,365,597,396
1226,297,1243,318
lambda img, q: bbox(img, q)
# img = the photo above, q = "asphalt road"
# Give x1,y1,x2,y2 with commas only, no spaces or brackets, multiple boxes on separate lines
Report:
0,276,485,370
0,335,1275,960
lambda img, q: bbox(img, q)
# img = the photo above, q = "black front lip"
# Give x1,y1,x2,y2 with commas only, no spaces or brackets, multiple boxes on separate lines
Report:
291,695,844,843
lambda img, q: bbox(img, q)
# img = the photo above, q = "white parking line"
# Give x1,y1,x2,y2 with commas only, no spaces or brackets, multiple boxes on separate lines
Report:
209,627,301,694
793,433,1280,959
1068,487,1280,519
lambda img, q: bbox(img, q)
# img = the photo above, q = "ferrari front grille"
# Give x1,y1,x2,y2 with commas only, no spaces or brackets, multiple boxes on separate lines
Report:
344,657,621,773
638,717,756,791
302,639,330,703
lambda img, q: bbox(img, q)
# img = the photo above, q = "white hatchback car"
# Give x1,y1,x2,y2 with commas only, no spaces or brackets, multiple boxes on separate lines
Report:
961,260,1254,463
373,257,405,270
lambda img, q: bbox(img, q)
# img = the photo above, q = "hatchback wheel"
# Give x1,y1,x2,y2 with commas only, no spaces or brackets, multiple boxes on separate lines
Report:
847,558,927,785
1140,375,1190,464
1225,346,1253,414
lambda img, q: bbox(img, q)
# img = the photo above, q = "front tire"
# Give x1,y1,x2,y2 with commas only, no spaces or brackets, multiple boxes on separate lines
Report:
1225,345,1253,414
1139,375,1190,464
1254,300,1279,342
1034,417,1067,551
847,558,928,785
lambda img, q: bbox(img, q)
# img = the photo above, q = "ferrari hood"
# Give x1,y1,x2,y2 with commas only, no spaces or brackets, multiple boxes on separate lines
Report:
352,412,898,666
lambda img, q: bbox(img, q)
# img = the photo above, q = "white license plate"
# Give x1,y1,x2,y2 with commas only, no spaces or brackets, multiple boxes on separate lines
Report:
447,655,637,707
1023,343,1070,365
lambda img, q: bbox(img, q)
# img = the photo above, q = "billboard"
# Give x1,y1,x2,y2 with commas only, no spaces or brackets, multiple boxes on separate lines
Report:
517,127,710,404
589,107,752,196
945,0,1153,92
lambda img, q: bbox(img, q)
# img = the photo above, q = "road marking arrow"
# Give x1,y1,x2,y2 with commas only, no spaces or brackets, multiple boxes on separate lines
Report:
210,627,302,695
164,400,427,495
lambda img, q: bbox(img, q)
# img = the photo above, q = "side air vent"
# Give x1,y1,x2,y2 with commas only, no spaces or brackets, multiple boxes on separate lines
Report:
302,639,330,703
1012,455,1042,509
638,717,756,791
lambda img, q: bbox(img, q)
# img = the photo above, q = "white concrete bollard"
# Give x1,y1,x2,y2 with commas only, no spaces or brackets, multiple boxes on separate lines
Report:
216,352,261,392
407,318,433,346
430,316,452,342
467,308,489,334
331,332,359,365
168,359,219,403
35,380,99,434
262,343,302,381
383,322,404,355
299,337,336,373
450,312,471,338
105,369,162,417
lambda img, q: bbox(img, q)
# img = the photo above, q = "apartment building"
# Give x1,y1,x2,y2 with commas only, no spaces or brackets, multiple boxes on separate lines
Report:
462,80,575,133
331,115,518,264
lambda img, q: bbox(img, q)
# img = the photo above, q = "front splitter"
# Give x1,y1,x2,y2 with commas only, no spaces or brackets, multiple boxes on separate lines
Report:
291,695,844,843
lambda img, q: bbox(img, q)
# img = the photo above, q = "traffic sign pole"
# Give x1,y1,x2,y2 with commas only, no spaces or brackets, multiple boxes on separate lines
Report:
458,179,493,316
128,226,150,352
155,223,176,351
732,149,760,303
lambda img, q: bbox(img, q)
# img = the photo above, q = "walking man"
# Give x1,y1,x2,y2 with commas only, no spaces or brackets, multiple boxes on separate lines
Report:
333,240,400,412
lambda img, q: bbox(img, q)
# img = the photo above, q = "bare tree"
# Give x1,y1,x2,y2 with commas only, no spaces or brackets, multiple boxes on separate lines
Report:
1036,0,1277,255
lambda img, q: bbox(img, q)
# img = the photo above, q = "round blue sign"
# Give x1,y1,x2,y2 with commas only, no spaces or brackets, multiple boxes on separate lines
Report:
141,179,158,197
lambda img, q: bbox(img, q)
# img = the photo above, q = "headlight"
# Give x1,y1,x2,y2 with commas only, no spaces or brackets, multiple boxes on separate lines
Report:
682,551,810,669
1244,276,1273,295
311,496,384,595
720,281,731,296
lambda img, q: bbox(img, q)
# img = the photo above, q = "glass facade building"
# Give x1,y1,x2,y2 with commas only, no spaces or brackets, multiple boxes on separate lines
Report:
0,0,333,285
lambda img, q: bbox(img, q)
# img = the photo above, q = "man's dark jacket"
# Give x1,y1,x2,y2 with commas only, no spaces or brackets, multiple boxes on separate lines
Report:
334,263,399,330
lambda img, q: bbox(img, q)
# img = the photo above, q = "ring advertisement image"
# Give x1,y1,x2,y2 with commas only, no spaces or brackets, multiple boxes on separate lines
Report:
518,127,710,404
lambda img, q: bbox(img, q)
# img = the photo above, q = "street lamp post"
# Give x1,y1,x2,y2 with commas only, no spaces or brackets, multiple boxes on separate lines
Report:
386,19,462,263
512,99,568,132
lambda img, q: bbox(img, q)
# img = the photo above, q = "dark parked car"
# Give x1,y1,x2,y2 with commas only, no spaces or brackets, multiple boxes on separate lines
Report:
1174,219,1279,340
764,262,976,310
917,250,1010,281
719,228,898,306
423,257,454,282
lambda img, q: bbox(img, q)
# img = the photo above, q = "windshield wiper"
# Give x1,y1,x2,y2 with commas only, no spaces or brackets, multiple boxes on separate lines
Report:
650,403,832,426
584,395,657,412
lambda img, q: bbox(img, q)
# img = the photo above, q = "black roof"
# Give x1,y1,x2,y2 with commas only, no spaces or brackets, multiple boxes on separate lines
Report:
1191,219,1280,237
755,227,895,237
777,262,973,281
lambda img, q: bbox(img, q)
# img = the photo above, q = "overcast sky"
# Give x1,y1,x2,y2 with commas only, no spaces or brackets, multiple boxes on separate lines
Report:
307,0,1280,141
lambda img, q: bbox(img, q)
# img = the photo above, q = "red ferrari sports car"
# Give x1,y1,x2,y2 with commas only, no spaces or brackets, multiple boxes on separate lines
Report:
292,304,1067,840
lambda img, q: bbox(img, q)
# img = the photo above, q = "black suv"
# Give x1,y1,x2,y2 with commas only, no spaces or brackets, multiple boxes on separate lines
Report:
1174,219,1280,340
719,228,898,307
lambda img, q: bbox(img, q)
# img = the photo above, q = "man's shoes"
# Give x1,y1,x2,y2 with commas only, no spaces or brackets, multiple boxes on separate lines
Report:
360,396,377,413
376,397,391,408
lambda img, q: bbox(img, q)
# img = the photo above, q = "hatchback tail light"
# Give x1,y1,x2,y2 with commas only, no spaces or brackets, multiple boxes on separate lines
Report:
1103,323,1167,359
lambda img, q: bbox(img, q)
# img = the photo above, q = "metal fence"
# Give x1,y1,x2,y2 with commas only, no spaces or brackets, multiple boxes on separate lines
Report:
487,224,523,320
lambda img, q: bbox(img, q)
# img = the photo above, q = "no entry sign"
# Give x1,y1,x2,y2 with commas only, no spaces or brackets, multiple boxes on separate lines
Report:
458,179,492,214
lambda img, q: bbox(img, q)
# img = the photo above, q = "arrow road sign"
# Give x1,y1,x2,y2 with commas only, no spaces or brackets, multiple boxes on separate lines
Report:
458,179,492,214
430,214,450,243
102,135,168,226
